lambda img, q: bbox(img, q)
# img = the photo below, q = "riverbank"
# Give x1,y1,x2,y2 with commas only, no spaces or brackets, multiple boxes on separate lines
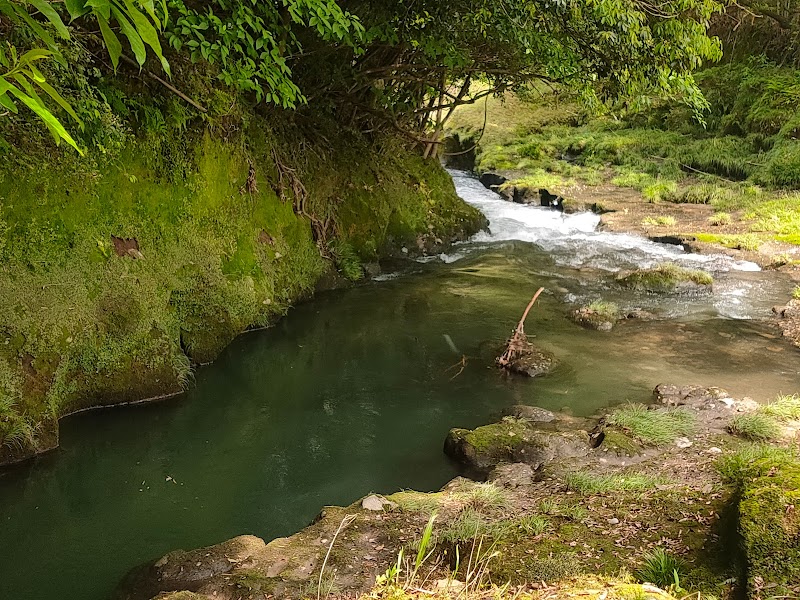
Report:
114,384,800,600
0,115,485,466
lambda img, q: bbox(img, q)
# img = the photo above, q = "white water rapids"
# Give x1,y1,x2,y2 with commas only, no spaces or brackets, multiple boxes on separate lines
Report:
425,171,793,320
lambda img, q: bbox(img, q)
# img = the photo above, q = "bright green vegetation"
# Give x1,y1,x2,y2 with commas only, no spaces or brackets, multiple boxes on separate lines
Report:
642,216,676,227
0,115,483,461
618,263,713,293
793,286,800,300
728,413,782,441
727,393,800,442
761,394,800,420
637,548,687,589
694,233,763,251
707,212,732,226
718,444,800,594
608,403,695,448
565,471,666,494
587,300,619,320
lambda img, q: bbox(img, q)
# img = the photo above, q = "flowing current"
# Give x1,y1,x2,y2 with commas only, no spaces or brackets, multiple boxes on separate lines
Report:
1,172,798,600
440,171,780,320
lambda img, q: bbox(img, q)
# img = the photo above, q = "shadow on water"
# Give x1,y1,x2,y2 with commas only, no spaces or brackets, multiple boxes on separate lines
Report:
1,176,799,600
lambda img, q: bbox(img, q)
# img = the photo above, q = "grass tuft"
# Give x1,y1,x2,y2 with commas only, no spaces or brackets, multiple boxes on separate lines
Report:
636,548,687,589
717,444,798,486
728,412,781,441
608,403,695,446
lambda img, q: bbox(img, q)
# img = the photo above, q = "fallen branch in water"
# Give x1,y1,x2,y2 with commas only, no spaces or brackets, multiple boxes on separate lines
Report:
496,287,545,369
446,355,468,380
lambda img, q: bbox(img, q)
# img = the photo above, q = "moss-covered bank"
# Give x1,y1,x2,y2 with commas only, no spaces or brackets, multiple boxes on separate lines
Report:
0,118,484,465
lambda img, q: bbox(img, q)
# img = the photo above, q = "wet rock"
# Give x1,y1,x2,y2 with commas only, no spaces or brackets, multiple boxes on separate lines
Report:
363,262,381,278
505,345,558,377
488,462,536,487
479,173,507,189
502,405,557,423
571,305,618,332
624,308,656,320
653,384,733,410
444,417,590,473
618,264,712,295
115,535,267,600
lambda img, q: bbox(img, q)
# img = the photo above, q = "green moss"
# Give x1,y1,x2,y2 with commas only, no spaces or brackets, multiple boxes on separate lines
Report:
740,458,800,591
619,263,712,293
601,429,643,456
462,418,531,453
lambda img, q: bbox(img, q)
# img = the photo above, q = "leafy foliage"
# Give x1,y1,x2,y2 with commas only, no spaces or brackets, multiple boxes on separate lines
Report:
164,0,364,107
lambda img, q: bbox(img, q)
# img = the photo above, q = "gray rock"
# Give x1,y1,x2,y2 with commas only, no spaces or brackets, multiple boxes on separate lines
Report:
502,405,557,423
488,463,536,488
361,495,396,511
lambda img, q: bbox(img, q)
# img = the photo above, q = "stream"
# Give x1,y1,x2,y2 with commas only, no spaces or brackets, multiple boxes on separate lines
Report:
1,172,799,600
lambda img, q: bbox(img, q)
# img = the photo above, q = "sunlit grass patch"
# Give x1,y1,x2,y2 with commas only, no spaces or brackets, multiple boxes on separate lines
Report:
642,216,676,227
728,412,781,441
637,548,687,589
707,212,732,226
761,394,800,421
608,403,695,445
716,444,798,486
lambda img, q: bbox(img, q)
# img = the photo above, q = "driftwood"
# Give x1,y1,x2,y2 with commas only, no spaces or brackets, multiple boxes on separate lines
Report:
496,287,545,369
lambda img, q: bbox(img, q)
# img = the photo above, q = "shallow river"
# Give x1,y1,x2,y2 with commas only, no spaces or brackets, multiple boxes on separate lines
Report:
2,172,799,600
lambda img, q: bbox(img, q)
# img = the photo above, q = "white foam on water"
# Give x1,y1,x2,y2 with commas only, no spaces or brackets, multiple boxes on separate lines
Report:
444,170,761,274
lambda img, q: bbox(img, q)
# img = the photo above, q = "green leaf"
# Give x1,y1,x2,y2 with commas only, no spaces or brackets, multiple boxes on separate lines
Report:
97,14,122,69
122,0,170,75
87,0,111,21
18,48,53,65
64,0,90,20
0,91,17,113
26,0,70,39
35,78,83,126
6,83,82,153
111,5,146,66
11,3,61,57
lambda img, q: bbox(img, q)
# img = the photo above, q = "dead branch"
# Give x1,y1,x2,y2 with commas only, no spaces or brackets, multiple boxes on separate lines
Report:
496,288,545,369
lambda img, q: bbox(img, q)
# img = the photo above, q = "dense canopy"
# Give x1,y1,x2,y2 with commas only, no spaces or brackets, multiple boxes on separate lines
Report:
1,0,728,153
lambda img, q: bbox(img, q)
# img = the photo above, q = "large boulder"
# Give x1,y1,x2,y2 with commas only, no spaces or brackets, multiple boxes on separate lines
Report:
444,417,590,473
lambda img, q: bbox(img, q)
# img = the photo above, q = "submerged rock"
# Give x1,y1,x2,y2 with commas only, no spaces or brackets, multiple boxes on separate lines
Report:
570,301,619,331
444,417,590,473
504,344,558,377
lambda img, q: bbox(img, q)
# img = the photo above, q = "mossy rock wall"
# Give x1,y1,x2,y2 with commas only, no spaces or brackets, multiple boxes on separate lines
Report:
740,459,800,594
0,118,483,464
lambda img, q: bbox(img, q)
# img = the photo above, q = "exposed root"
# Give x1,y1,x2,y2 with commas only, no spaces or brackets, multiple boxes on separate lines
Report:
496,288,545,370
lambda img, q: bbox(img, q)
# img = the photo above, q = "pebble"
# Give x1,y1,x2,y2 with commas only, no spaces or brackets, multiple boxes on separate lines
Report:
607,518,620,525
675,437,693,449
